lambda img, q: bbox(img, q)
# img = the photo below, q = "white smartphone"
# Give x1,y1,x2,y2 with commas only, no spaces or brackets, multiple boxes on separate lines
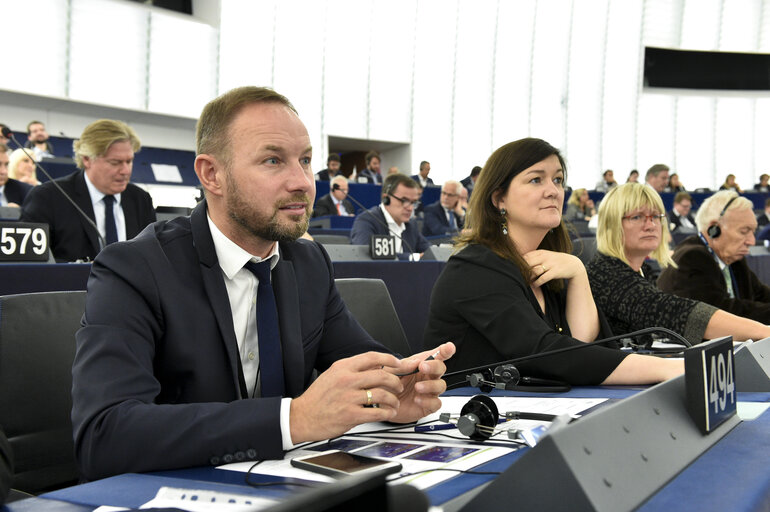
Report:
290,450,402,478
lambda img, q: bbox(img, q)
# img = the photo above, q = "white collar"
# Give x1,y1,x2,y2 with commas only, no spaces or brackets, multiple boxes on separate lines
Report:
206,213,280,280
379,203,403,228
84,171,122,205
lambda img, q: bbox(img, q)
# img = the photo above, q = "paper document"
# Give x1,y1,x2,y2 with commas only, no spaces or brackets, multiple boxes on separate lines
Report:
151,163,183,183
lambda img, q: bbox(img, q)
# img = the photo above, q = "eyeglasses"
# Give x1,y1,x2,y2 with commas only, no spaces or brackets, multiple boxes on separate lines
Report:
440,191,458,198
389,194,421,208
622,213,665,225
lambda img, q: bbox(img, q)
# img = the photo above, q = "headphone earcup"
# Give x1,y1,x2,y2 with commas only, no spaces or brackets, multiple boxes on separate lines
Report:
707,224,721,238
382,195,390,206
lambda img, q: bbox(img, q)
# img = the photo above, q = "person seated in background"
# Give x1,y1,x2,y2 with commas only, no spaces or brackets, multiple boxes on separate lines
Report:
358,150,383,184
754,173,769,193
658,190,770,324
0,145,33,207
24,121,54,160
315,153,340,181
757,198,770,228
0,124,9,146
461,165,481,194
21,119,156,262
594,169,616,192
411,161,434,188
311,175,354,217
664,173,685,193
422,180,466,237
71,86,454,481
350,173,430,256
626,169,639,183
586,183,770,345
644,164,669,193
387,166,400,176
719,173,743,193
424,138,683,387
563,188,595,222
667,191,696,234
8,148,40,186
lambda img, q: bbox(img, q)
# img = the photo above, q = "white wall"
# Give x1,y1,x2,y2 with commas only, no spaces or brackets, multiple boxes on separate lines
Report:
2,0,770,190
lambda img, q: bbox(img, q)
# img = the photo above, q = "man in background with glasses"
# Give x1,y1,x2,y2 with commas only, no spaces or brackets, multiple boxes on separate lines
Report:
422,180,467,237
350,173,430,256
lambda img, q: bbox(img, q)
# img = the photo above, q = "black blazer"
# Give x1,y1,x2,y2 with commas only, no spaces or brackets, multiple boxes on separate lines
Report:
20,171,156,262
2,178,33,205
349,206,430,254
422,201,462,237
71,200,385,480
312,193,354,217
658,236,770,324
410,174,434,187
0,426,11,505
666,210,696,232
423,244,625,386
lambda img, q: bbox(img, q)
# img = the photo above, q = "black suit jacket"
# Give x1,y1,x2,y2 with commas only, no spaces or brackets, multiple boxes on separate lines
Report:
410,174,434,187
71,201,385,480
312,193,354,217
358,168,382,185
422,201,462,237
0,426,11,505
20,171,156,262
315,169,337,181
666,209,696,232
2,178,33,205
658,236,770,323
350,205,430,254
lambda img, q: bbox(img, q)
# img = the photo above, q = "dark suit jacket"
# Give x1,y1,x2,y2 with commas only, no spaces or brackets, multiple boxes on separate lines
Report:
2,178,33,205
315,169,337,181
312,193,354,217
71,201,385,480
658,235,770,323
357,168,382,185
460,176,474,190
666,209,696,232
757,212,770,228
350,205,430,254
0,426,11,505
20,171,156,262
410,175,434,187
422,201,462,237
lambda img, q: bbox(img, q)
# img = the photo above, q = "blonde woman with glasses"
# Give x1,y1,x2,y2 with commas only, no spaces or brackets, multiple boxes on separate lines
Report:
586,182,770,344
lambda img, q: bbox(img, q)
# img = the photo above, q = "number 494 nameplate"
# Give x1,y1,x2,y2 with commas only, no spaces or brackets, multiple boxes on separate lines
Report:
684,336,737,434
0,222,50,262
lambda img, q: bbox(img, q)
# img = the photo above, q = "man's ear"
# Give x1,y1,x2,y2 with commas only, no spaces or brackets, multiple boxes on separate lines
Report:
195,154,224,197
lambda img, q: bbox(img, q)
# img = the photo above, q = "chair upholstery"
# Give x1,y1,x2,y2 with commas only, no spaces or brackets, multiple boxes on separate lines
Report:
335,278,413,357
0,291,86,494
572,237,598,266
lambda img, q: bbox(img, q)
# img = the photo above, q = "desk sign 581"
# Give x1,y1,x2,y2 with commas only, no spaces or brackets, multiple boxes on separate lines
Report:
0,222,49,262
684,336,737,434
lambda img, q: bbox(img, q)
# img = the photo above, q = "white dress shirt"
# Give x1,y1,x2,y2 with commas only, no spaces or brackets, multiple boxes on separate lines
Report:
84,173,127,246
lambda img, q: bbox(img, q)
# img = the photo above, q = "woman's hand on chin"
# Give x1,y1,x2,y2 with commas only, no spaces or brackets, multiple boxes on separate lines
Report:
523,250,586,287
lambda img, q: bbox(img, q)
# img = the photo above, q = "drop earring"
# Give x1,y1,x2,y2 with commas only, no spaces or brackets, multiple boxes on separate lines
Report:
500,208,508,235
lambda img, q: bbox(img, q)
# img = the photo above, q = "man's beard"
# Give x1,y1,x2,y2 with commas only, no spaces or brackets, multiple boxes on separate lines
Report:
225,173,310,243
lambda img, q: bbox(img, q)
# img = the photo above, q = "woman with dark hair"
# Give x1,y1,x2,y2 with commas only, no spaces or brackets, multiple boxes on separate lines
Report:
423,138,682,386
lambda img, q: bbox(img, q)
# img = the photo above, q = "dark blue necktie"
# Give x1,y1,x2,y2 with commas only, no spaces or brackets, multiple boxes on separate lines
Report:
448,210,457,231
244,260,285,397
103,195,118,245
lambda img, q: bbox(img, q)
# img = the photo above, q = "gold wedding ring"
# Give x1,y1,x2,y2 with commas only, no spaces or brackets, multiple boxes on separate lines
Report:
365,389,373,406
541,264,548,272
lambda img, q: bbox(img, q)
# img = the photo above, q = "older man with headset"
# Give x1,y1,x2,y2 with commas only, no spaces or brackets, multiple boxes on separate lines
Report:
658,190,770,323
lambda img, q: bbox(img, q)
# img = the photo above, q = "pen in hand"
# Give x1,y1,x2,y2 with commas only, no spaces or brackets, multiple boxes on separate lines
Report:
395,350,441,377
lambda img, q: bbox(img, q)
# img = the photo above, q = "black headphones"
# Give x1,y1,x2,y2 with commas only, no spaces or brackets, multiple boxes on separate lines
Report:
381,179,398,206
706,195,738,239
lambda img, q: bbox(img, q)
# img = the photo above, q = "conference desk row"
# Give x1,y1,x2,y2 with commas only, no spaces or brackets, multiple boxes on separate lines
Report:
4,384,770,511
3,249,770,352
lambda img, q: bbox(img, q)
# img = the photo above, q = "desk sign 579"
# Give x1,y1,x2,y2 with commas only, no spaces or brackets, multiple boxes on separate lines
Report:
0,222,49,262
684,336,737,434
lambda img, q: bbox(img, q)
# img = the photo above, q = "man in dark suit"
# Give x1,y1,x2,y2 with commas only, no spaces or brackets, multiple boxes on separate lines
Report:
659,191,770,323
461,165,481,194
21,120,156,262
314,153,340,181
350,173,430,255
411,161,434,188
312,175,354,217
357,150,382,184
70,86,453,481
0,145,32,207
422,180,466,237
666,191,697,234
756,198,770,228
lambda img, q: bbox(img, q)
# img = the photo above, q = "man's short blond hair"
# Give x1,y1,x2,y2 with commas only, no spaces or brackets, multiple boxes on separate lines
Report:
73,119,140,169
196,86,297,168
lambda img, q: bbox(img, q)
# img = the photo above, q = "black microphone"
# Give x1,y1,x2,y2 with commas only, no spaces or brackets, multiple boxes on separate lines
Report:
4,127,107,250
333,183,416,255
445,326,692,391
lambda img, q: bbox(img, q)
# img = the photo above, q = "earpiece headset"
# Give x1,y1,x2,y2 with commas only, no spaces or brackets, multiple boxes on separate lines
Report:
381,179,397,206
706,195,738,239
